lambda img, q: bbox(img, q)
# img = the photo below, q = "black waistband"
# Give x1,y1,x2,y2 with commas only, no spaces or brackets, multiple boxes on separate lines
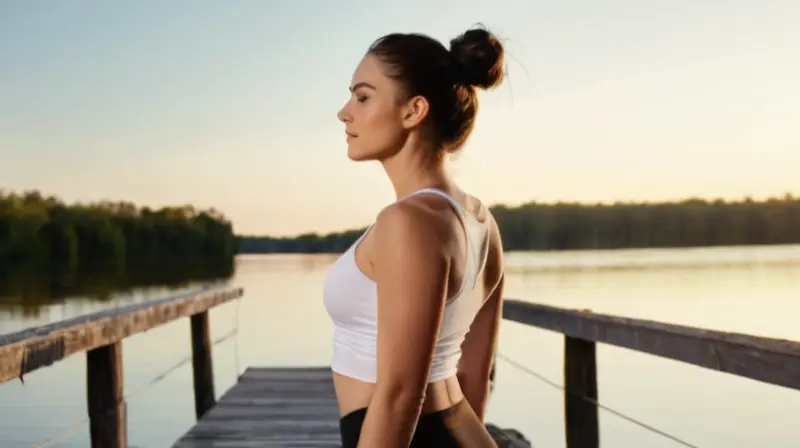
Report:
339,401,465,447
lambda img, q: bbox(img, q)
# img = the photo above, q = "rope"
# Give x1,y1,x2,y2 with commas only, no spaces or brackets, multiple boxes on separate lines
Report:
26,294,243,448
495,351,702,448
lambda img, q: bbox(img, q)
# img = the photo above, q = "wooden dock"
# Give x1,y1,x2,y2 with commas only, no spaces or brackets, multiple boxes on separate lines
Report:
3,285,800,448
173,366,530,447
173,366,341,447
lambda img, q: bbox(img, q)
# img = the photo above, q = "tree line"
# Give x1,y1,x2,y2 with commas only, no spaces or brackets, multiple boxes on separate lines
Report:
4,189,798,268
238,193,800,253
0,189,237,277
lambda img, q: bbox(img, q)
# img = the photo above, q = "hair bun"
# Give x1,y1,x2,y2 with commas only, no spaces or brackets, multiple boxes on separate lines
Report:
449,27,505,90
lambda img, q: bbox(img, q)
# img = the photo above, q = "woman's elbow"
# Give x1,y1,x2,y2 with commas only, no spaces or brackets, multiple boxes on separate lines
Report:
374,381,426,414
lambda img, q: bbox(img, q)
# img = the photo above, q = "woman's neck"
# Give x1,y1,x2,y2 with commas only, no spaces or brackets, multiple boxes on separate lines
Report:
381,145,451,200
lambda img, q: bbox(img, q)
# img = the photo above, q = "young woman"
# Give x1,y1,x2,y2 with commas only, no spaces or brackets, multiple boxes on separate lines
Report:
323,26,507,447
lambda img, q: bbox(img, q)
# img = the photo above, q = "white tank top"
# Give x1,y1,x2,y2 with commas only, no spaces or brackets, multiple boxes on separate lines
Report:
322,188,490,383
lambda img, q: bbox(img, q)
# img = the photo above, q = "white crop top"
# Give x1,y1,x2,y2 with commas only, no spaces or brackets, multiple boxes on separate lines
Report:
322,188,490,383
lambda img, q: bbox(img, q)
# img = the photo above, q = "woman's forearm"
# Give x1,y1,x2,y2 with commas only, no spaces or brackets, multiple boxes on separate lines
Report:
357,389,423,448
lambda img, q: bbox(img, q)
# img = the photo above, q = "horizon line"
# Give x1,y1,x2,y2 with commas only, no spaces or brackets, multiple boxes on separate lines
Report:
241,190,799,238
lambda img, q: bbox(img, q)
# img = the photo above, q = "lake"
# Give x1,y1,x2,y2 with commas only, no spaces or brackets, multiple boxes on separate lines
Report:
2,246,800,447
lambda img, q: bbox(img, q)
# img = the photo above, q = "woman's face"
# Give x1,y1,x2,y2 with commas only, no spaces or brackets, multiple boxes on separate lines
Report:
337,54,410,162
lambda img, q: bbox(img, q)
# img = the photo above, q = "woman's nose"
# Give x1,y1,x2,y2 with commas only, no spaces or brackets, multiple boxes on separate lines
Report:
337,105,350,123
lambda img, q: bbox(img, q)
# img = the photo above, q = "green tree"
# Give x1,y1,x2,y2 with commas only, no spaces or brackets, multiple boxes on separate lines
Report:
0,189,236,273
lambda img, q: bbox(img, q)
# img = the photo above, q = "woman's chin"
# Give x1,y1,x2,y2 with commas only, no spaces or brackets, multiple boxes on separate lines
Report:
347,146,375,162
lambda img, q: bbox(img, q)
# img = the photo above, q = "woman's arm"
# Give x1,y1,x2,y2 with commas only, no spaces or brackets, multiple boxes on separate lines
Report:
357,203,451,448
457,219,504,420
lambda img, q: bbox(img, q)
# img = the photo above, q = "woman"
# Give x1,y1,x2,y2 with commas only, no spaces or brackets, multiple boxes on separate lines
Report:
323,26,506,447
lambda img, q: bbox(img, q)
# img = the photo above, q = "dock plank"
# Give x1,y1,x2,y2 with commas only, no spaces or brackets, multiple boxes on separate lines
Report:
173,366,341,448
173,365,532,448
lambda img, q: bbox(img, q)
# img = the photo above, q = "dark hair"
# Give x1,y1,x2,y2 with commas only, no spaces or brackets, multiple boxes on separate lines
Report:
368,26,505,156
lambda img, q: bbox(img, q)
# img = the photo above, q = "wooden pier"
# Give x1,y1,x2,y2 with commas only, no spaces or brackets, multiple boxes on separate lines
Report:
2,285,800,447
174,366,341,447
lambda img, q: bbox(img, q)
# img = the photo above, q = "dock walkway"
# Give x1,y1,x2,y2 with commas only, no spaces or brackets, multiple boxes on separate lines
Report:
173,366,531,447
174,366,341,447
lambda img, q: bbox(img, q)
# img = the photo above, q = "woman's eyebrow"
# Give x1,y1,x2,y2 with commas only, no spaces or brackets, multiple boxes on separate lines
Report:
349,82,377,92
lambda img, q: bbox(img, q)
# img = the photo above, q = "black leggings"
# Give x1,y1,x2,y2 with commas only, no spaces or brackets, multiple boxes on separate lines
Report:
339,400,465,447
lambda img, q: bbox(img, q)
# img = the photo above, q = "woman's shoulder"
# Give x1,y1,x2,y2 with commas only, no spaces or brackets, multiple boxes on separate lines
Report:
357,200,452,281
372,198,451,247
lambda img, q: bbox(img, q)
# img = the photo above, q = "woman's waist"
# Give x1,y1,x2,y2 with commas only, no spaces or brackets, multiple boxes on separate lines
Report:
332,371,464,417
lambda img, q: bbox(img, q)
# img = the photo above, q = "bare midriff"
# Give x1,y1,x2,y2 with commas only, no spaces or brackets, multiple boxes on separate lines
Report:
332,371,465,417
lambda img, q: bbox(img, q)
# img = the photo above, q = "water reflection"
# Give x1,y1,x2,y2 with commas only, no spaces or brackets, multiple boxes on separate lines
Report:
505,244,800,274
0,259,235,320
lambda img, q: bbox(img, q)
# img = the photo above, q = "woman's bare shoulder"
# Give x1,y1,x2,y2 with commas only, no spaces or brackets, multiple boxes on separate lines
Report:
372,198,452,248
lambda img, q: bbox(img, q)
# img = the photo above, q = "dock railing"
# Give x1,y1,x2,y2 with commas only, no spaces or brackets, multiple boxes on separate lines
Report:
3,291,800,447
502,299,800,448
0,286,243,448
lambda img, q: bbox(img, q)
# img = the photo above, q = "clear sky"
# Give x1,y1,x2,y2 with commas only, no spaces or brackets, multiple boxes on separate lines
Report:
1,1,798,236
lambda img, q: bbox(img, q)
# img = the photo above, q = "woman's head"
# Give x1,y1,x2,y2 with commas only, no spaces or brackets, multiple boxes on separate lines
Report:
337,26,505,162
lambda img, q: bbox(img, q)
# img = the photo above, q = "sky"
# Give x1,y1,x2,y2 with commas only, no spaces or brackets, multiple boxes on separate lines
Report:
1,1,798,236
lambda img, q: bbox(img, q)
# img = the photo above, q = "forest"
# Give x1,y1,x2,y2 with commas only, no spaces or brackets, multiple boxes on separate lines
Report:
4,189,799,265
238,193,800,253
0,189,237,282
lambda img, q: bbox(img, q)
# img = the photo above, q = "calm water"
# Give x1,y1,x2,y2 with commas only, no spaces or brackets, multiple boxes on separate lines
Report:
2,246,800,447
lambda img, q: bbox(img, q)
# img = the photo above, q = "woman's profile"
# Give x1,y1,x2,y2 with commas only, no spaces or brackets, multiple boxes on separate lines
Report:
323,25,506,447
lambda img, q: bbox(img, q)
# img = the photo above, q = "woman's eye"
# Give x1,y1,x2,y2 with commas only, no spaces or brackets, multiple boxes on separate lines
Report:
357,96,368,103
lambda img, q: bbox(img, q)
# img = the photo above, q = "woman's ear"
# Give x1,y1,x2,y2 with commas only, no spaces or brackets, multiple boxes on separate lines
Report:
401,95,430,130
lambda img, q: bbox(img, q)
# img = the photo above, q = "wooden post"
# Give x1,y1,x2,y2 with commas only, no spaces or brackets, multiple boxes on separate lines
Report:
564,336,599,448
86,342,126,448
191,311,216,419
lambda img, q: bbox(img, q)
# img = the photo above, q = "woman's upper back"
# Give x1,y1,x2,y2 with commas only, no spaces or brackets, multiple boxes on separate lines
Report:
323,187,503,384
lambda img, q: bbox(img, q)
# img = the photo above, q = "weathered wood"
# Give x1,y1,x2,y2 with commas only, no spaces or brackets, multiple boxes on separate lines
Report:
173,367,341,447
173,366,532,447
564,336,599,448
503,299,800,391
0,286,243,384
190,311,216,419
87,342,126,448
